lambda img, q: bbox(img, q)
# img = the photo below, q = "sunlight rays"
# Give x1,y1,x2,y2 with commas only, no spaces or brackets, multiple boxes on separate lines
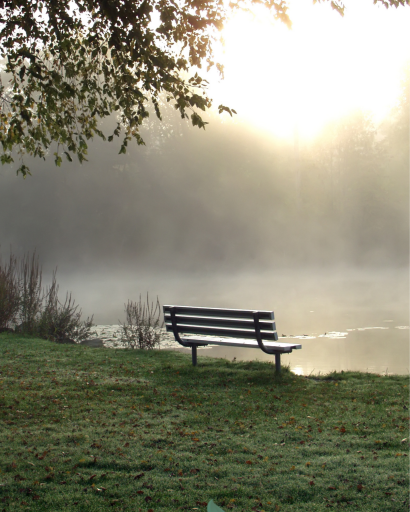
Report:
209,0,410,139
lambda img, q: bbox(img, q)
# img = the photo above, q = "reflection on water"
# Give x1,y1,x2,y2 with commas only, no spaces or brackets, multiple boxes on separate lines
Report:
317,332,348,338
191,326,408,375
90,323,409,376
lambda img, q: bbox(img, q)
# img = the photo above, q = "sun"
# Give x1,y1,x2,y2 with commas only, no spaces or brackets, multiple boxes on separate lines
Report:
208,0,410,140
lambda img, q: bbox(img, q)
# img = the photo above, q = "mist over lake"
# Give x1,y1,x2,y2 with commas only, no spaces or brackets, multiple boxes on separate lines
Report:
1,96,408,375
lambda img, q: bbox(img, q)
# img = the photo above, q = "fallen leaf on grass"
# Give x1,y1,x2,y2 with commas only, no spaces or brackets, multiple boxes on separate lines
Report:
309,481,315,486
208,500,225,512
18,487,32,495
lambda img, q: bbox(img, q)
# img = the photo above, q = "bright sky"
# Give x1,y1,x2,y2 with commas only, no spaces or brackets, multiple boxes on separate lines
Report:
208,0,410,140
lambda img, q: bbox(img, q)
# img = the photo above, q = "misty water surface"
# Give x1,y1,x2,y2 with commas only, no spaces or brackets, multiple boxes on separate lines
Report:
58,266,409,376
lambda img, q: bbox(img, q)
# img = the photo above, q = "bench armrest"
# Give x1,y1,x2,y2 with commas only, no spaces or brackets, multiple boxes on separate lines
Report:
169,306,194,348
253,311,280,355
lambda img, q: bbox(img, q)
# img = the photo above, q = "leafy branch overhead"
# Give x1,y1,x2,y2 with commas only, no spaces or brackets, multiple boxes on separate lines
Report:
0,0,408,176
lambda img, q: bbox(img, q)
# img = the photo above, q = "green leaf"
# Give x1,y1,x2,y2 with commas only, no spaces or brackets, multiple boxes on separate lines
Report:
64,151,72,162
19,65,26,80
1,154,14,165
208,500,225,512
191,112,208,129
16,164,31,178
217,105,237,117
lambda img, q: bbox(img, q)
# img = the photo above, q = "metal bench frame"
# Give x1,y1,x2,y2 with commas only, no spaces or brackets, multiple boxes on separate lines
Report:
163,305,302,374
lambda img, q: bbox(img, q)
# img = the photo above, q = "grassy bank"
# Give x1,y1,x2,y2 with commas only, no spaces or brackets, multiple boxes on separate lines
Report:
0,334,408,512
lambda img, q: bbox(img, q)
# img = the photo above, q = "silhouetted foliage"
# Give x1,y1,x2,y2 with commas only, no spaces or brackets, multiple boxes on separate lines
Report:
0,251,19,329
34,271,94,342
0,0,407,176
0,249,94,341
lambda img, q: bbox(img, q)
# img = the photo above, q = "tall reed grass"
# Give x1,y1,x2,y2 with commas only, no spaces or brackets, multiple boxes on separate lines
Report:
0,249,93,342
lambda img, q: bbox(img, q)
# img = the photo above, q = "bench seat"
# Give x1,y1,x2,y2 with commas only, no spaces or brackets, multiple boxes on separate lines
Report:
180,335,302,352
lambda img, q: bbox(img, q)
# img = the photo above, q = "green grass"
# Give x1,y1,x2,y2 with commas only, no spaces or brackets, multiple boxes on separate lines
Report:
0,333,408,512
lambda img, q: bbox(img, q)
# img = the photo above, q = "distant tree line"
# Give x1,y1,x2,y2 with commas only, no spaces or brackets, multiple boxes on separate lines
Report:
0,67,408,270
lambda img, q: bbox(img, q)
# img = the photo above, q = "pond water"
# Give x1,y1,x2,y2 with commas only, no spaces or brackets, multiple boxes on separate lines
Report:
72,267,409,376
92,323,408,375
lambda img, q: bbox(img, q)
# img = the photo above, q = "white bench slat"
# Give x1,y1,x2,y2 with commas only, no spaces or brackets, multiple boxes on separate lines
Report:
164,314,276,331
164,305,274,320
165,324,278,340
181,335,302,352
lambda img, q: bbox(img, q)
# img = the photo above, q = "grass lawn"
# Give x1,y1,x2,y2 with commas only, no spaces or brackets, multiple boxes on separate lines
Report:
0,333,408,511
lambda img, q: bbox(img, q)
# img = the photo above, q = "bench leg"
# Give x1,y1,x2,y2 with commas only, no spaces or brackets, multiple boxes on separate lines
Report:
192,345,197,366
275,353,281,374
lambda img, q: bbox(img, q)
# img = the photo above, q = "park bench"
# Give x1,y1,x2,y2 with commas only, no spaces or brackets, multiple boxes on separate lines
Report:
163,305,302,374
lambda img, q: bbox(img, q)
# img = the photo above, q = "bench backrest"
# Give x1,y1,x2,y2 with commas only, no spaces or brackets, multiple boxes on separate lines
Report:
163,305,278,341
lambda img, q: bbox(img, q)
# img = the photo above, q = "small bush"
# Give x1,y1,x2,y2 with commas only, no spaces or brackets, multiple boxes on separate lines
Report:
0,252,20,330
16,251,44,334
0,249,94,342
120,294,163,349
35,271,94,342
